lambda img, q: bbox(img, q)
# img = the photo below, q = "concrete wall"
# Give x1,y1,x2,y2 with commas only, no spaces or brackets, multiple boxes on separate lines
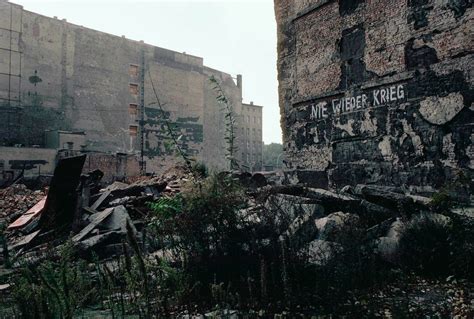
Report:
0,146,57,178
0,1,263,174
44,130,86,150
0,146,141,184
274,0,473,190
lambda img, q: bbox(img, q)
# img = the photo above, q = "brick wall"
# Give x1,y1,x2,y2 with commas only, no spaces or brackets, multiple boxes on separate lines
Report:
275,0,473,190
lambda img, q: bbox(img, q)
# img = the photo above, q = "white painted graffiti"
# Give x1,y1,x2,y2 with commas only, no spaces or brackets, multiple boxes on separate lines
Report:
309,84,406,120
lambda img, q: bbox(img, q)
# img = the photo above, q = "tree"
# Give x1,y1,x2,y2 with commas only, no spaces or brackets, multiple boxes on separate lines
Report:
262,143,283,169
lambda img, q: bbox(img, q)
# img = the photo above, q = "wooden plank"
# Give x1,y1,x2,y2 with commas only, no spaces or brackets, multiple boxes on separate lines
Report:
72,207,115,242
83,206,98,215
8,197,47,229
90,189,112,210
9,230,40,250
90,182,128,210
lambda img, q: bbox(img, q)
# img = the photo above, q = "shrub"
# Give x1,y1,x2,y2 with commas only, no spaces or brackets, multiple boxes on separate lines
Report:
397,213,452,276
12,242,94,318
448,213,474,280
148,173,248,276
430,191,453,213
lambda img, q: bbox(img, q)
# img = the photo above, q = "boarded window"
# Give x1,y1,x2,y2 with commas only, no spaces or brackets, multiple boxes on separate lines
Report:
129,103,138,115
129,125,138,136
129,83,139,95
129,64,139,77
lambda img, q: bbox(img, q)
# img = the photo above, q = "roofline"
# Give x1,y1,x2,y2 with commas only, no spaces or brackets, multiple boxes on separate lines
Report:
8,0,203,61
242,102,263,108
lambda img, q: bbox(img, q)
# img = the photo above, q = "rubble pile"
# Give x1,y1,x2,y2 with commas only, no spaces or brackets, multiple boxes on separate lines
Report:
2,154,468,269
246,183,472,269
1,157,194,264
0,155,472,317
0,184,46,224
245,184,421,260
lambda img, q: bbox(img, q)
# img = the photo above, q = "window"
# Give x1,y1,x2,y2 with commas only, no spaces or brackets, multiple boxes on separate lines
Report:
129,64,139,77
129,83,139,95
129,125,138,136
129,103,138,115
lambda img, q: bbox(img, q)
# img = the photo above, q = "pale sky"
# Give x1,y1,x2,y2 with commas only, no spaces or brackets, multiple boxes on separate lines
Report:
10,0,282,144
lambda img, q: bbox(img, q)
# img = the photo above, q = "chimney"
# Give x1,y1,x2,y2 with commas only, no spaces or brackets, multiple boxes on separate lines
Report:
236,74,242,93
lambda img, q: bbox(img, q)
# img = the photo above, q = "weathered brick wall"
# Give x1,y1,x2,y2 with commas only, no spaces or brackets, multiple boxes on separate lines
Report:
81,152,140,184
275,0,473,190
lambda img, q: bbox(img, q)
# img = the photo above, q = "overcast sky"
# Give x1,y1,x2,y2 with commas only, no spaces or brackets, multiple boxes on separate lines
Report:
10,0,282,144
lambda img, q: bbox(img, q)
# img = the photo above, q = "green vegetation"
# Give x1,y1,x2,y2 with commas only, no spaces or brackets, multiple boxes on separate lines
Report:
263,143,283,169
2,173,473,317
209,76,239,170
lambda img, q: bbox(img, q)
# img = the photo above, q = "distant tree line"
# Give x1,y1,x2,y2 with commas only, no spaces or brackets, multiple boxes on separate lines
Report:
263,143,283,170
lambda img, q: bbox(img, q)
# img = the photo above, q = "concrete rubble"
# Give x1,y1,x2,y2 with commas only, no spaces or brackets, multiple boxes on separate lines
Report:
1,154,470,271
0,156,192,266
0,155,472,317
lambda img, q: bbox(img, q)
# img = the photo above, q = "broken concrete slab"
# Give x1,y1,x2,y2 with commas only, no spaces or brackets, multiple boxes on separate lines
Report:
73,207,115,242
354,184,416,213
91,205,133,233
282,203,325,249
315,211,360,243
74,205,136,246
376,218,404,263
264,185,360,212
264,193,322,232
303,188,360,212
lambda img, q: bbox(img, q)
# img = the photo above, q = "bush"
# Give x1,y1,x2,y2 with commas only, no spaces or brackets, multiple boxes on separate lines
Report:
12,242,94,318
448,213,474,280
430,191,453,213
398,213,452,276
148,173,249,283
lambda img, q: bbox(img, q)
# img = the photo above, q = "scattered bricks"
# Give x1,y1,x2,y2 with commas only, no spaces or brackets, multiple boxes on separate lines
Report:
0,185,46,224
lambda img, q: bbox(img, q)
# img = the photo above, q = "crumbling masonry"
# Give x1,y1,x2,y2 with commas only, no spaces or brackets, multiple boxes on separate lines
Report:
275,0,473,190
0,0,263,175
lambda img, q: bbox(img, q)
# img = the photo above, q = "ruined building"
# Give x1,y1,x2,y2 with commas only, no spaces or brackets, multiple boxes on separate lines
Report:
0,0,263,178
240,101,264,171
275,0,473,190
